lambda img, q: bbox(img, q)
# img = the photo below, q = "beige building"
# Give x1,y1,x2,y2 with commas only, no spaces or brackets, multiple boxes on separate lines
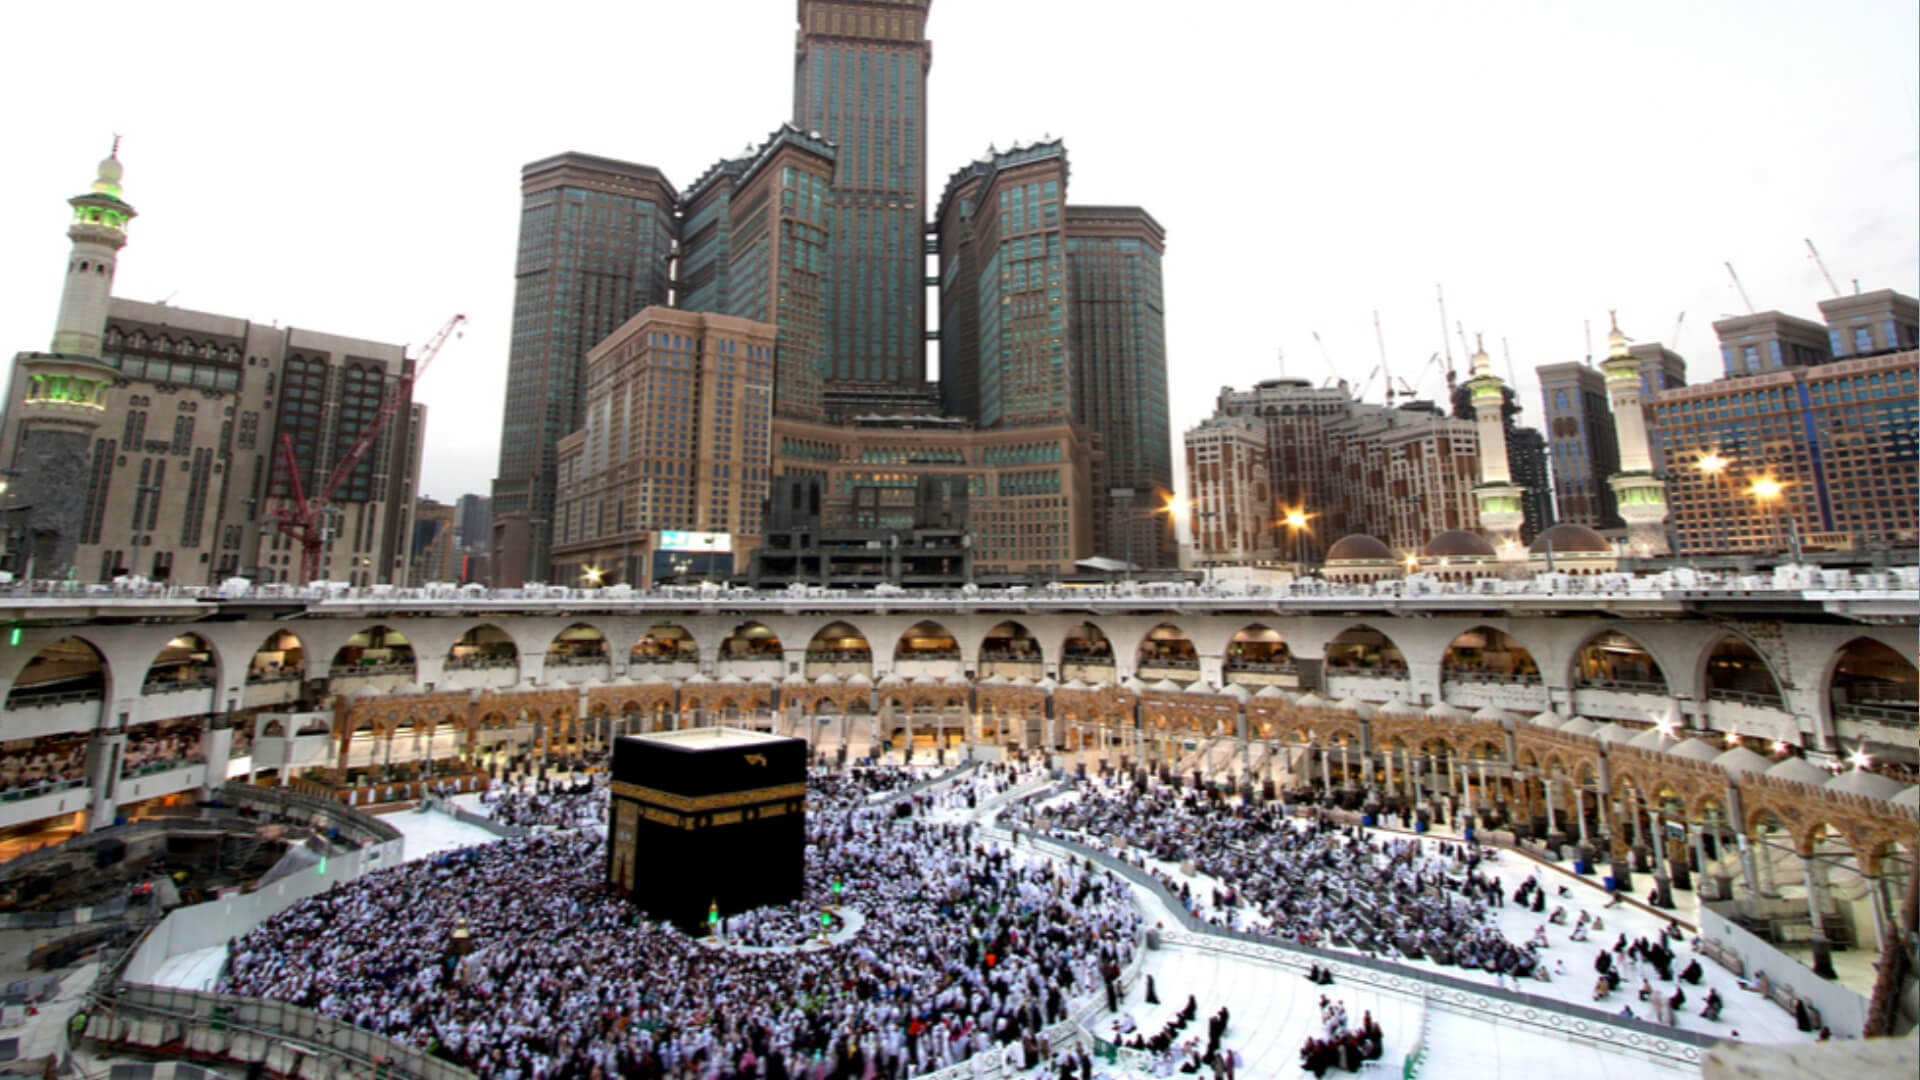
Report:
770,414,1103,578
1,154,421,586
1183,415,1273,565
1209,377,1480,560
550,307,778,586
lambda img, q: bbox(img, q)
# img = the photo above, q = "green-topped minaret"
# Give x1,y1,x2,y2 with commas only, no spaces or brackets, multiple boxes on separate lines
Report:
50,140,136,359
1599,311,1671,558
1467,334,1527,561
12,144,133,580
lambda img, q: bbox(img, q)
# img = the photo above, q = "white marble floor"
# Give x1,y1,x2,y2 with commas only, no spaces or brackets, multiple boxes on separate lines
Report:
384,804,508,861
1037,786,1812,1047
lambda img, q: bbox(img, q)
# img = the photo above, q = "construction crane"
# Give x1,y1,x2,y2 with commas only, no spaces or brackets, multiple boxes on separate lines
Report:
1804,238,1842,298
1671,311,1685,346
1725,262,1756,314
272,313,467,584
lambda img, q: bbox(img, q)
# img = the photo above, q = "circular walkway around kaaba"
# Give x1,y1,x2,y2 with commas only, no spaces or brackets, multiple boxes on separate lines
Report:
220,771,1141,1080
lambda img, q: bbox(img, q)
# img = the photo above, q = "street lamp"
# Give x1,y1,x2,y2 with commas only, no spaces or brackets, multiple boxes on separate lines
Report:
1281,508,1312,572
1746,476,1803,563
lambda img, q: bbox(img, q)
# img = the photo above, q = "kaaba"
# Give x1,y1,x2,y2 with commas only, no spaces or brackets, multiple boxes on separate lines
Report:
607,727,808,932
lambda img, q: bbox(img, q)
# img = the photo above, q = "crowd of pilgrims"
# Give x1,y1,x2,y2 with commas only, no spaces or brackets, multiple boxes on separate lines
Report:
1019,779,1543,977
478,774,610,830
220,765,1143,1080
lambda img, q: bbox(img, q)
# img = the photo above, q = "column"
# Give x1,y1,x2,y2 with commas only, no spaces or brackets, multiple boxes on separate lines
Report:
1383,749,1395,796
1649,809,1673,907
1690,826,1712,900
1865,873,1892,956
1801,854,1838,979
1544,777,1559,838
1320,747,1332,791
1574,784,1591,847
202,708,235,795
85,710,129,832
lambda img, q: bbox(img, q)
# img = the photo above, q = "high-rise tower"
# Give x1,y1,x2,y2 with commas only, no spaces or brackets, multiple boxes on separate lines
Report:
1601,312,1671,557
792,0,933,399
489,153,678,586
1066,204,1172,568
10,148,131,578
1466,335,1526,559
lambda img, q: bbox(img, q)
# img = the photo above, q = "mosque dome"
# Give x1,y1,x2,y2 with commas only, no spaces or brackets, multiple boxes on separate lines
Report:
1530,522,1610,555
1326,534,1393,562
1422,529,1496,559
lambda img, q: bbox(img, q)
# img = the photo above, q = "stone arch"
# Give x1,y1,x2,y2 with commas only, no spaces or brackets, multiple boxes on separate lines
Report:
330,626,415,676
247,629,306,682
1135,624,1199,673
1324,624,1406,674
1821,636,1917,729
719,621,782,660
1061,622,1116,678
893,620,960,663
806,621,872,677
1440,625,1539,684
634,623,699,663
1224,624,1293,678
6,635,111,707
143,632,220,693
1569,628,1667,694
447,624,518,670
1698,631,1784,706
546,623,609,663
979,620,1044,670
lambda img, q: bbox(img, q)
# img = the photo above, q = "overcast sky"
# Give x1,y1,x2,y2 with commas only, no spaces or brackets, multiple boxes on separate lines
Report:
3,0,1915,507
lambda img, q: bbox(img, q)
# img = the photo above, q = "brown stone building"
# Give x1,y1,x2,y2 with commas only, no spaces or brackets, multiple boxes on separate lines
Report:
2,296,421,586
550,308,778,586
770,413,1101,577
1183,415,1273,566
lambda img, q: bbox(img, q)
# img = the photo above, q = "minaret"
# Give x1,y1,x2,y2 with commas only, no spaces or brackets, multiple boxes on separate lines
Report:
1468,335,1526,559
51,141,136,358
10,145,132,580
1600,312,1671,557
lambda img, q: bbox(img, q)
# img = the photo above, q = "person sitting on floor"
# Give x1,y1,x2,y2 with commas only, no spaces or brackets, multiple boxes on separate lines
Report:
1679,959,1703,985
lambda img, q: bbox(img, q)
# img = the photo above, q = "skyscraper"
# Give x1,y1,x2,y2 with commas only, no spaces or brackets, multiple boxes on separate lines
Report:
490,153,678,586
679,126,835,422
934,144,1173,566
1536,362,1621,529
1067,205,1173,569
791,0,933,398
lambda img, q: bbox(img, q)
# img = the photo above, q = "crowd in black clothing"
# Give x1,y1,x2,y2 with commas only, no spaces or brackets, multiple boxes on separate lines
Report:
222,767,1141,1080
1298,996,1383,1077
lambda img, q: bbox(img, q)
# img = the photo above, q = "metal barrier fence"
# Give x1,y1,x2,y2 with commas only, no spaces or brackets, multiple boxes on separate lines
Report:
428,795,528,840
87,986,476,1080
212,783,402,847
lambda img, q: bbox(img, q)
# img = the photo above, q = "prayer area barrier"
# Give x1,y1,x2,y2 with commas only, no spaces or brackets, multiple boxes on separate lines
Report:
85,789,444,1080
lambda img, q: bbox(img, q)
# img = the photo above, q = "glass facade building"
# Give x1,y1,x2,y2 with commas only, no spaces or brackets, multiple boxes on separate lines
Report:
791,0,932,395
490,153,677,586
1535,362,1622,530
